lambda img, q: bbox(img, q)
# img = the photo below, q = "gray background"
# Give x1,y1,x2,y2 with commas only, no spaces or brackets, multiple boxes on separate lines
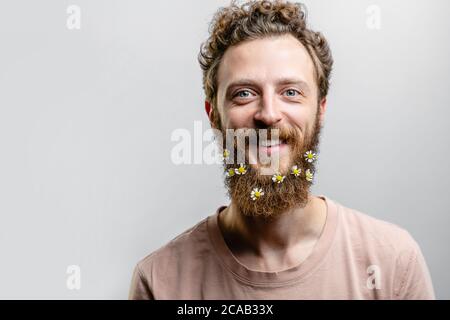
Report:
0,0,449,299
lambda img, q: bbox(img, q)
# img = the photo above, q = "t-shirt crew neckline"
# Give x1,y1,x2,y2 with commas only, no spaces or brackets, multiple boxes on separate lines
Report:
206,194,339,287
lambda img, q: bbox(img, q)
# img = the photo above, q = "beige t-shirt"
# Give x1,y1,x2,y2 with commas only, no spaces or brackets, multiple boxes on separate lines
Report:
128,195,435,299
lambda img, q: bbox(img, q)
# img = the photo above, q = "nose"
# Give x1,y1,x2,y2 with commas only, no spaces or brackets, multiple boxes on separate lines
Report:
253,93,282,127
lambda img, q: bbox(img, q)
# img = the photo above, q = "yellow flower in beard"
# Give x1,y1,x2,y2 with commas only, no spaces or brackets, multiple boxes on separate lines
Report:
304,150,317,163
222,149,230,160
291,165,301,177
235,163,247,175
271,173,286,184
305,169,314,182
250,188,264,201
225,168,235,177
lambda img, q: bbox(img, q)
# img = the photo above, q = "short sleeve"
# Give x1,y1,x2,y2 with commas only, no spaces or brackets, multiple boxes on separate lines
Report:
395,236,435,300
128,263,154,300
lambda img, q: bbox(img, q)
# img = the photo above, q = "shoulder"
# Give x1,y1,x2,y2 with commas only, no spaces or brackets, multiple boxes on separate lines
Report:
336,201,420,256
335,200,434,298
128,215,215,299
134,215,212,279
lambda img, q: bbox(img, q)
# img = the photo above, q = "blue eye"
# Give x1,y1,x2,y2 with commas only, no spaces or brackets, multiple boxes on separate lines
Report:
284,89,299,97
234,90,252,98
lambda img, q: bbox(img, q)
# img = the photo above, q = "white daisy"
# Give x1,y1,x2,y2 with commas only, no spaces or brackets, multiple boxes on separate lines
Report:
291,165,301,177
304,150,317,163
250,187,264,201
271,173,286,184
235,163,247,175
222,149,230,160
225,168,235,177
305,169,314,182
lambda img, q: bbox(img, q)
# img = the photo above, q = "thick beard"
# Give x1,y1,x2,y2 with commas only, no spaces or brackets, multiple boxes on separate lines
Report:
222,112,323,220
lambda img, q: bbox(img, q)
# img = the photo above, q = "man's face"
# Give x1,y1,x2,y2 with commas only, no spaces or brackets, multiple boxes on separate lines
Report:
209,34,327,218
215,34,325,173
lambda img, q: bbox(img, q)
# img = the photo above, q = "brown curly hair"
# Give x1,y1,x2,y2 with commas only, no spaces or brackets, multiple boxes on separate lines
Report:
198,0,333,128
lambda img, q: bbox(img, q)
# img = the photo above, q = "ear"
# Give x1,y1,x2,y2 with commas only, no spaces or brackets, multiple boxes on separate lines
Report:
204,100,216,129
318,97,327,126
205,100,212,119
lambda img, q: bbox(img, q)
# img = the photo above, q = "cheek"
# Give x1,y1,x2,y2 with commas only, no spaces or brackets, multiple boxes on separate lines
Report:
284,108,311,130
223,108,255,128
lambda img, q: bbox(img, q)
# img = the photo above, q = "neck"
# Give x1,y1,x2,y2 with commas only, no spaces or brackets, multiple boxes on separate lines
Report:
218,194,327,269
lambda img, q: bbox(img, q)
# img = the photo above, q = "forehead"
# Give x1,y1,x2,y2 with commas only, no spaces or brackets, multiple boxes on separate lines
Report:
217,34,316,96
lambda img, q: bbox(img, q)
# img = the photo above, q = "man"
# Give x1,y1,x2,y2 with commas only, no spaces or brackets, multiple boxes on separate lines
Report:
129,0,435,299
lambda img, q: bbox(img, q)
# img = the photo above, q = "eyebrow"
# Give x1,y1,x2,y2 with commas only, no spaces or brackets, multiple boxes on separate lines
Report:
224,77,311,98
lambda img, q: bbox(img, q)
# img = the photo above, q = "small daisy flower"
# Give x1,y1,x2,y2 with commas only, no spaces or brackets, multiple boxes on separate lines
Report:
305,169,314,182
235,163,247,175
291,165,301,177
250,187,264,201
271,173,286,184
304,150,317,163
222,149,230,160
225,168,235,177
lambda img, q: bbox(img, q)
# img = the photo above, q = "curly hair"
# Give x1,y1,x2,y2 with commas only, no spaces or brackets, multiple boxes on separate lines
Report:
198,0,333,127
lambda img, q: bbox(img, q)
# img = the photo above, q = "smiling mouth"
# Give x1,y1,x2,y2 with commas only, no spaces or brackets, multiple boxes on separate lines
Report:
259,138,286,147
249,138,288,155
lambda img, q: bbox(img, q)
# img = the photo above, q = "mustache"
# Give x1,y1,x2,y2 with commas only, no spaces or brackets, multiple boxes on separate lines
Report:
222,126,302,148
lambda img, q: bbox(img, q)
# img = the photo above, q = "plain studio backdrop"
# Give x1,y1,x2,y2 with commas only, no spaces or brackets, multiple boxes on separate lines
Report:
0,0,449,299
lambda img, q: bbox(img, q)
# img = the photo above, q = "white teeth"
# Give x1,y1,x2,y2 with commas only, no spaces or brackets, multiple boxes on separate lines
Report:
260,139,281,147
